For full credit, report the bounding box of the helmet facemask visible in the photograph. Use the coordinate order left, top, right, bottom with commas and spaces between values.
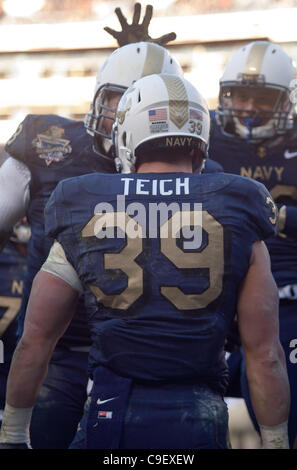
217, 81, 294, 142
216, 41, 296, 143
85, 83, 127, 160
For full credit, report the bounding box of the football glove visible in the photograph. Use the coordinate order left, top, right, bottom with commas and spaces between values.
104, 3, 176, 47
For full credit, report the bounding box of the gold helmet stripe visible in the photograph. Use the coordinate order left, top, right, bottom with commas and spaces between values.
160, 75, 188, 129
141, 43, 165, 77
244, 41, 270, 75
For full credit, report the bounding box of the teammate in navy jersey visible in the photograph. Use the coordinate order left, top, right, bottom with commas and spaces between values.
0, 4, 221, 449
0, 225, 28, 424
0, 74, 289, 449
0, 9, 185, 446
209, 40, 297, 448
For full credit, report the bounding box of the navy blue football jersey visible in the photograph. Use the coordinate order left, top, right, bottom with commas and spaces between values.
45, 172, 275, 392
5, 114, 114, 347
203, 158, 223, 173
0, 242, 27, 388
209, 113, 297, 287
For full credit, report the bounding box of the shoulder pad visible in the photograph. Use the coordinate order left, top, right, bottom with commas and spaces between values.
5, 114, 34, 163
203, 159, 223, 173
44, 180, 69, 239
5, 114, 79, 167
234, 177, 277, 240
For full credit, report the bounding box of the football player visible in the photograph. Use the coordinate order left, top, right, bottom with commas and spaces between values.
209, 40, 297, 448
0, 220, 29, 426
0, 74, 289, 449
0, 3, 184, 446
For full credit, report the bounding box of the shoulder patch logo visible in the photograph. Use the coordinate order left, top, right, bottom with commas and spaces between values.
32, 126, 72, 166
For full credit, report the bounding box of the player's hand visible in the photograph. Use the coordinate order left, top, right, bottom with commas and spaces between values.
0, 442, 30, 449
104, 3, 176, 47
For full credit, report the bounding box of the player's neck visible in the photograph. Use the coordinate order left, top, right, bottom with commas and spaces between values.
137, 160, 193, 173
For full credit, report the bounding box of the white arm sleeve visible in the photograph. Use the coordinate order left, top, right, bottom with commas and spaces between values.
41, 240, 83, 294
0, 157, 31, 230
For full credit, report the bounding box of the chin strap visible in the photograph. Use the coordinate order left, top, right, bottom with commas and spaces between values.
242, 117, 263, 142
114, 157, 122, 173
233, 113, 277, 143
